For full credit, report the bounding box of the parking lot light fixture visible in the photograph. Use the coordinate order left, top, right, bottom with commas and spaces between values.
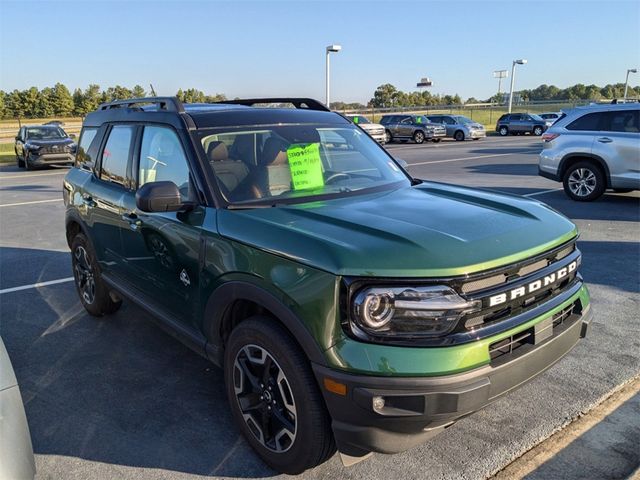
624, 68, 638, 101
508, 59, 527, 113
325, 44, 342, 108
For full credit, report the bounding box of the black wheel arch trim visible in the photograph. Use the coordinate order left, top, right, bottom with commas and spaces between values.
559, 153, 611, 188
65, 210, 90, 248
203, 281, 328, 367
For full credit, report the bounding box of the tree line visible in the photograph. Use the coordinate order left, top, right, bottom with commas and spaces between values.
359, 82, 640, 109
0, 84, 227, 119
1, 81, 638, 119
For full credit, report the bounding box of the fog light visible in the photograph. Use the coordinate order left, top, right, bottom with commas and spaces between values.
372, 396, 385, 411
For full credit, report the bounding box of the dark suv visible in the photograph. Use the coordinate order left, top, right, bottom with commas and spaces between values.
379, 114, 446, 144
64, 97, 591, 474
496, 113, 547, 136
15, 125, 76, 169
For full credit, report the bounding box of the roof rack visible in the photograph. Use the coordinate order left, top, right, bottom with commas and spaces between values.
98, 96, 185, 113
215, 98, 329, 112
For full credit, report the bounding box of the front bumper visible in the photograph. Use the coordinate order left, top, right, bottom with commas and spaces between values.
314, 302, 592, 457
425, 130, 446, 139
27, 152, 74, 165
469, 129, 486, 138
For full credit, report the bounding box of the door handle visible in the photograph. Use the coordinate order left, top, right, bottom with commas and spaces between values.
81, 194, 96, 207
122, 212, 142, 229
597, 137, 613, 143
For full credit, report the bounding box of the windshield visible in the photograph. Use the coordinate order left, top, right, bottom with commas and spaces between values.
26, 127, 66, 140
455, 116, 474, 124
349, 115, 371, 124
196, 124, 409, 206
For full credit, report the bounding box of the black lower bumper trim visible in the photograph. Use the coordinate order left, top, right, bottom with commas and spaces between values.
314, 304, 592, 456
538, 168, 560, 182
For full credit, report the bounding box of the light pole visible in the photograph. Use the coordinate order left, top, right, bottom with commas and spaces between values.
493, 70, 508, 101
325, 44, 342, 108
624, 68, 637, 101
508, 59, 527, 113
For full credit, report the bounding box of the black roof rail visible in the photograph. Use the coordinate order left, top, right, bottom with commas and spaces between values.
98, 96, 185, 113
215, 98, 330, 112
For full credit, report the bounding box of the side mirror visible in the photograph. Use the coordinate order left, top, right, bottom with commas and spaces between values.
68, 133, 76, 139
136, 181, 184, 213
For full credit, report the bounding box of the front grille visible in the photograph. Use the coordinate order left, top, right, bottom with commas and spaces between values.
38, 145, 70, 154
489, 302, 580, 365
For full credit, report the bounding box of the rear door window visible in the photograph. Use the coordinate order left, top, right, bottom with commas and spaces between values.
100, 125, 135, 186
566, 112, 605, 131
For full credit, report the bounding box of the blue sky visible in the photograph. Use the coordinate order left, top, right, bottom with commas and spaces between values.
1, 0, 639, 103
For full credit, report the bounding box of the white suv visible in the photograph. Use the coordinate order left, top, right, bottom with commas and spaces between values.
538, 103, 639, 201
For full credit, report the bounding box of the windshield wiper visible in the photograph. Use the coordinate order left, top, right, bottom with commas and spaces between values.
227, 202, 285, 210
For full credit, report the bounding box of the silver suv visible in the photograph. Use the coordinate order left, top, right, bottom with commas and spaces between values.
426, 114, 486, 141
379, 115, 446, 144
538, 103, 639, 201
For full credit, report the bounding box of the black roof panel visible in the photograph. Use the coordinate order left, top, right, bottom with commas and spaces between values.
188, 108, 350, 129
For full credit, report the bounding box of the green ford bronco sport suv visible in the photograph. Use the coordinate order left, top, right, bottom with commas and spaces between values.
63, 97, 592, 474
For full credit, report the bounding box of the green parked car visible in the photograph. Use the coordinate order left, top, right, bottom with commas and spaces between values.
63, 96, 592, 474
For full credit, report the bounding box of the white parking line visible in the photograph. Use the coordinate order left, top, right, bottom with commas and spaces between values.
406, 151, 539, 167
524, 188, 562, 197
0, 198, 63, 208
0, 171, 68, 180
0, 277, 74, 295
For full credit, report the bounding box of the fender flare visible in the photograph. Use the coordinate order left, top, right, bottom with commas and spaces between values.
558, 153, 611, 187
65, 210, 90, 247
202, 281, 328, 367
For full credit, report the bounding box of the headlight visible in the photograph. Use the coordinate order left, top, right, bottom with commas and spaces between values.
351, 285, 481, 339
25, 143, 40, 150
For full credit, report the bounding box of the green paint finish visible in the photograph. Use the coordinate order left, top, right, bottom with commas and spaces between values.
325, 285, 590, 376
219, 181, 578, 277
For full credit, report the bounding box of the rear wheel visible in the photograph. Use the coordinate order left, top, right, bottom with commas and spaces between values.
498, 126, 509, 136
413, 130, 425, 144
562, 161, 606, 201
533, 126, 543, 136
71, 233, 122, 316
225, 318, 335, 474
384, 130, 393, 143
454, 130, 465, 141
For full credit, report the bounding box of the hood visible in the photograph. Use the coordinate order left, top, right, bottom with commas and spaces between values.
218, 182, 577, 277
358, 123, 384, 131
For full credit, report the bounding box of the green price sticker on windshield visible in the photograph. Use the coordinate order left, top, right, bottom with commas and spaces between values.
287, 143, 324, 190
415, 116, 422, 123
353, 116, 359, 124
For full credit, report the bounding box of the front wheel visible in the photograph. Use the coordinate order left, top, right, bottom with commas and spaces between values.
71, 233, 122, 316
454, 130, 465, 141
562, 161, 606, 201
384, 130, 393, 143
225, 318, 335, 474
16, 155, 24, 168
24, 155, 33, 171
533, 126, 543, 136
413, 130, 425, 144
498, 126, 509, 136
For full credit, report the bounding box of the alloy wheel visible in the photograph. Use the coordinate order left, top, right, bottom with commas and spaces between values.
73, 245, 96, 304
233, 344, 297, 453
568, 168, 597, 197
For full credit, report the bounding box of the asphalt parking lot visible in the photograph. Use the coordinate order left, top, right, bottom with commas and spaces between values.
0, 135, 638, 480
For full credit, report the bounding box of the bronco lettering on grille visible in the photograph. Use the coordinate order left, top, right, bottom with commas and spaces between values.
488, 260, 578, 307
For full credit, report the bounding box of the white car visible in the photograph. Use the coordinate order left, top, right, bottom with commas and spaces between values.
346, 115, 386, 144
539, 112, 564, 128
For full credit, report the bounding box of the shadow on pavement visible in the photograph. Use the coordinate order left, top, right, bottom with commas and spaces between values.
466, 163, 538, 176
523, 392, 640, 480
1, 248, 274, 478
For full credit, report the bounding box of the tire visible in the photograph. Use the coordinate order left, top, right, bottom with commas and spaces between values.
24, 154, 33, 171
432, 138, 441, 143
413, 130, 425, 144
454, 130, 465, 141
70, 233, 122, 316
562, 161, 606, 202
613, 188, 633, 193
224, 318, 336, 474
498, 126, 509, 136
384, 130, 393, 143
533, 126, 543, 136
16, 155, 24, 168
